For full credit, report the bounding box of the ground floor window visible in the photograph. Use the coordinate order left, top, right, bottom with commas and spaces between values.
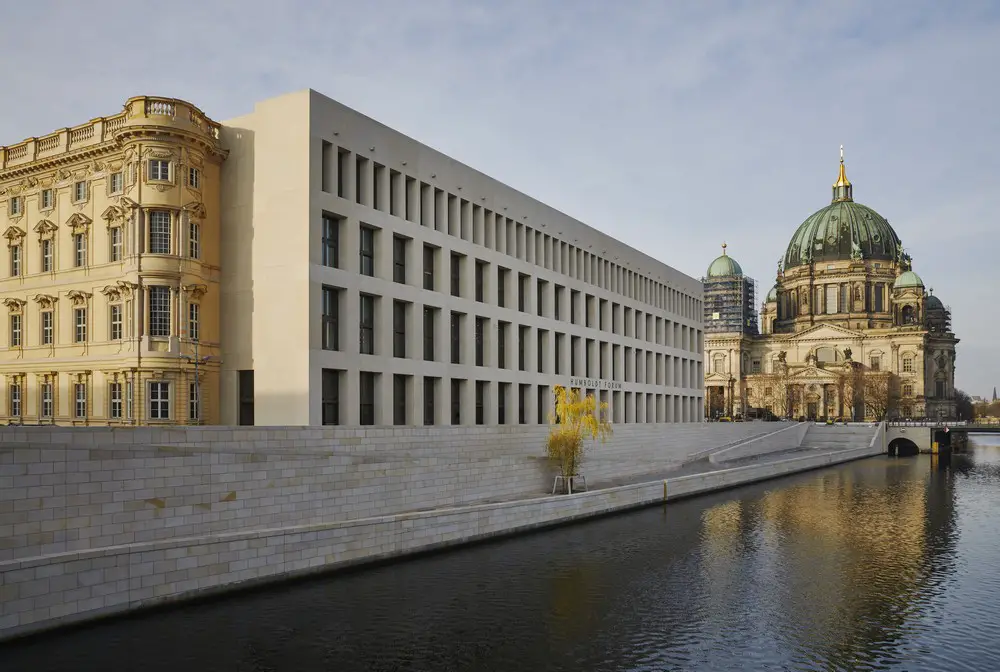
149, 381, 170, 420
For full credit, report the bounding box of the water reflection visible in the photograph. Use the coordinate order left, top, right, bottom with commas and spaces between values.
3, 438, 1000, 672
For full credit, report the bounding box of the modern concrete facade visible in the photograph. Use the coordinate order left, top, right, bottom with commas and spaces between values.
0, 97, 227, 426
219, 89, 704, 426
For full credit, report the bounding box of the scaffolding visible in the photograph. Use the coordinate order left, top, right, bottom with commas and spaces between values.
702, 273, 759, 335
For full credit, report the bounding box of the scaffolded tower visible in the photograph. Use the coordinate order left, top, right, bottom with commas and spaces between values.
702, 243, 758, 335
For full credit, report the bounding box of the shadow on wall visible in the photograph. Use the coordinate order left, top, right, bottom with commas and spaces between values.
218, 125, 255, 425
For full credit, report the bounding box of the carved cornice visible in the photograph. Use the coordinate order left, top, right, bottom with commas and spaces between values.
3, 297, 25, 312
66, 289, 92, 306
33, 219, 57, 239
181, 283, 208, 300
66, 212, 92, 233
33, 294, 58, 309
115, 280, 138, 298
3, 225, 25, 246
102, 205, 125, 225
100, 285, 123, 301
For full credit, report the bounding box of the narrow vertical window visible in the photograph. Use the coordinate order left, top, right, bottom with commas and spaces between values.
73, 181, 87, 202
110, 227, 123, 261
423, 307, 435, 361
74, 383, 87, 418
10, 244, 21, 277
149, 211, 171, 254
74, 308, 87, 343
393, 236, 406, 283
359, 372, 375, 425
393, 300, 406, 358
188, 381, 200, 422
423, 245, 435, 290
9, 383, 21, 417
322, 368, 340, 425
110, 382, 123, 419
322, 215, 340, 268
74, 233, 87, 267
41, 311, 53, 345
148, 286, 171, 337
40, 383, 53, 418
187, 303, 200, 341
10, 314, 21, 347
188, 222, 200, 259
110, 304, 123, 340
41, 239, 53, 272
359, 227, 374, 276
321, 286, 339, 350
359, 294, 374, 355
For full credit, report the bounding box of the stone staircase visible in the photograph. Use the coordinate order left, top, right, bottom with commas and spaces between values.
800, 424, 879, 451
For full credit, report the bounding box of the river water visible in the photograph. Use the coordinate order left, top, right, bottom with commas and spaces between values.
3, 436, 1000, 672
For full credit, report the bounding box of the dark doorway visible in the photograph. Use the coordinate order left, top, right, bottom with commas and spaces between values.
238, 370, 254, 426
807, 402, 818, 420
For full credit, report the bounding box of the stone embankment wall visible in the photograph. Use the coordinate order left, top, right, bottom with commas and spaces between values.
0, 421, 794, 638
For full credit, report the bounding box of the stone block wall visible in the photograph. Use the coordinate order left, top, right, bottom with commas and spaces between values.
0, 423, 784, 563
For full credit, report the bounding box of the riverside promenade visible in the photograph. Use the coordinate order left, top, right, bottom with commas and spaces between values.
0, 422, 884, 640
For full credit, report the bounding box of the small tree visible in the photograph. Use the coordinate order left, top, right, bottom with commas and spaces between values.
546, 386, 611, 493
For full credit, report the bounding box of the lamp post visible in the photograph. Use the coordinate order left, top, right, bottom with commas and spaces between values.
180, 337, 214, 425
727, 375, 735, 418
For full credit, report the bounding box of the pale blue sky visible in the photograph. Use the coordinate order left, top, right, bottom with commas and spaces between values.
2, 0, 997, 395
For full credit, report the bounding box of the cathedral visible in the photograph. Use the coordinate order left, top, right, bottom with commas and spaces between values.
703, 150, 959, 422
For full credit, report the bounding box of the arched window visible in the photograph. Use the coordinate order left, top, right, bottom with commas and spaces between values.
901, 305, 915, 324
902, 355, 914, 373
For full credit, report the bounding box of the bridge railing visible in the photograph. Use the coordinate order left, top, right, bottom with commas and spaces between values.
887, 419, 1000, 428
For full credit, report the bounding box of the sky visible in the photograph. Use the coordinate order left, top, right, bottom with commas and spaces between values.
1, 0, 998, 395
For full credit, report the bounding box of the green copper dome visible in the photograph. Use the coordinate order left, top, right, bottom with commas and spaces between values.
894, 270, 924, 289
707, 243, 743, 278
926, 293, 944, 310
766, 285, 778, 302
782, 152, 903, 271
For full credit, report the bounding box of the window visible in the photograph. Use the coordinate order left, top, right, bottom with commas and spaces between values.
475, 317, 485, 366
126, 380, 134, 420
148, 286, 171, 337
41, 189, 53, 209
518, 274, 527, 312
359, 293, 375, 355
422, 245, 435, 290
149, 381, 170, 420
393, 236, 406, 283
518, 326, 527, 371
359, 226, 375, 276
475, 261, 485, 302
393, 300, 406, 358
41, 311, 53, 345
751, 359, 761, 374
10, 314, 21, 347
519, 384, 528, 424
110, 172, 123, 193
322, 215, 340, 268
475, 381, 486, 425
9, 383, 21, 417
423, 377, 436, 425
869, 357, 880, 371
149, 159, 170, 181
187, 167, 201, 189
75, 383, 87, 418
110, 382, 123, 419
359, 372, 375, 425
322, 369, 340, 425
74, 233, 86, 267
423, 307, 435, 361
110, 304, 123, 340
902, 357, 914, 373
74, 308, 87, 343
935, 380, 945, 398
498, 383, 508, 425
497, 322, 507, 368
10, 244, 20, 277
8, 197, 21, 216
450, 312, 461, 364
187, 303, 200, 341
450, 253, 461, 297
393, 374, 407, 425
41, 383, 53, 418
189, 382, 200, 422
451, 379, 462, 424
73, 181, 87, 202
41, 239, 53, 272
497, 268, 507, 307
110, 227, 123, 261
188, 222, 200, 259
902, 384, 913, 397
149, 211, 171, 254
321, 286, 339, 350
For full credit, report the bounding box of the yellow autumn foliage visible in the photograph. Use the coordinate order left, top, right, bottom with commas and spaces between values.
545, 385, 612, 482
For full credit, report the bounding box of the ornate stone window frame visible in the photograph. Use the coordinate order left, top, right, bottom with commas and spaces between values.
145, 148, 176, 191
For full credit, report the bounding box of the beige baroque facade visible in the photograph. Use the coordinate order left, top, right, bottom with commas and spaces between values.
703, 152, 959, 421
0, 97, 227, 425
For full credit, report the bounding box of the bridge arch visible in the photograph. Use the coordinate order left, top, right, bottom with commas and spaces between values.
888, 437, 920, 457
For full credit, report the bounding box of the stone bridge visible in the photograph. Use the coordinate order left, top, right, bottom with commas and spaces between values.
887, 420, 1000, 455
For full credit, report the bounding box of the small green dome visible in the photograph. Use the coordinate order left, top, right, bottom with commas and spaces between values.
766, 285, 778, 302
707, 243, 743, 278
926, 294, 944, 310
894, 270, 924, 289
